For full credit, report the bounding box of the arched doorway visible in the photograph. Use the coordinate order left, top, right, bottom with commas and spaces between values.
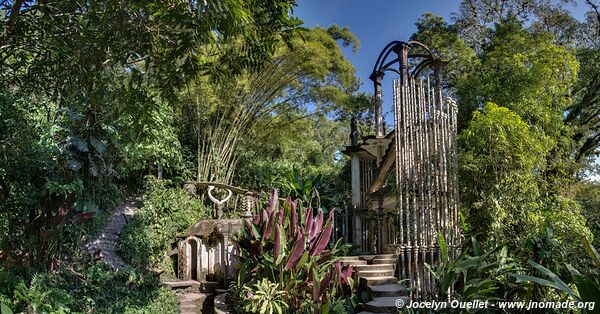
189, 238, 198, 280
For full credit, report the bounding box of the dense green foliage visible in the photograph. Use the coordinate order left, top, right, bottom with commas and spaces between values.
513, 238, 600, 305
572, 182, 600, 246
0, 260, 179, 313
413, 0, 600, 305
460, 103, 590, 256
175, 25, 367, 185
117, 178, 210, 274
1, 0, 600, 312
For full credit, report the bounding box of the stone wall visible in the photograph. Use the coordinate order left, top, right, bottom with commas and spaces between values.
175, 219, 244, 286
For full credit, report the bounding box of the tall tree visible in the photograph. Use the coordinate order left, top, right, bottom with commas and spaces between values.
176, 26, 365, 184
0, 0, 301, 269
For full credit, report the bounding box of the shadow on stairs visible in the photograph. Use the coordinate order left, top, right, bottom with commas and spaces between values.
340, 254, 409, 313
161, 280, 223, 314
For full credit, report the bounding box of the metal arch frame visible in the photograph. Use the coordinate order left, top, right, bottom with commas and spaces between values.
369, 41, 444, 137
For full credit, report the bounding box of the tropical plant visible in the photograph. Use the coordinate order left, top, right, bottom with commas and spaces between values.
232, 190, 356, 313
573, 182, 600, 246
280, 171, 344, 211
512, 238, 600, 304
8, 261, 180, 314
243, 278, 289, 314
459, 102, 591, 266
3, 191, 96, 270
14, 273, 73, 314
178, 25, 364, 185
426, 234, 524, 305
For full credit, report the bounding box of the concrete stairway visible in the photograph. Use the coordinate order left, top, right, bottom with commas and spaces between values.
340, 254, 409, 313
83, 198, 140, 270
161, 280, 221, 313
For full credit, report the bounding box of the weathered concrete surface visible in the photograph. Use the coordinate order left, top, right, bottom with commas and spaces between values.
179, 219, 244, 238
83, 197, 140, 270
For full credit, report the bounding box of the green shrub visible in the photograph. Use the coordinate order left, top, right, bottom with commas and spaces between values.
426, 234, 527, 304
1, 259, 179, 314
573, 182, 600, 246
0, 266, 26, 313
513, 238, 600, 305
14, 273, 73, 313
117, 177, 209, 273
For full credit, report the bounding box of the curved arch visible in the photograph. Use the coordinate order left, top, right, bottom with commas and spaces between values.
372, 40, 403, 74
381, 57, 399, 72
184, 236, 202, 280
383, 68, 402, 75
406, 40, 435, 57
370, 40, 441, 81
411, 58, 436, 78
369, 40, 445, 138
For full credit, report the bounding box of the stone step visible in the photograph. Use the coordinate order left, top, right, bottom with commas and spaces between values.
372, 258, 396, 265
354, 264, 395, 272
178, 292, 206, 313
369, 283, 408, 297
180, 304, 198, 311
340, 259, 368, 265
358, 270, 395, 278
201, 280, 222, 293
372, 254, 397, 260
360, 276, 398, 286
364, 296, 409, 313
179, 292, 205, 300
162, 280, 201, 290
357, 255, 377, 261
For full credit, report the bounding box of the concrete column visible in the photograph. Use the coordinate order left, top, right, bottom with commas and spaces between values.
377, 195, 384, 254
372, 72, 385, 137
221, 235, 228, 285
351, 155, 362, 247
199, 239, 206, 281
185, 240, 191, 280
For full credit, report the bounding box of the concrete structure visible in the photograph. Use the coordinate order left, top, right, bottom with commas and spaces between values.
174, 219, 243, 285
343, 41, 460, 299
171, 182, 259, 288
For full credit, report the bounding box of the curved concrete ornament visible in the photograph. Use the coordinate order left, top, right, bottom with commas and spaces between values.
207, 185, 233, 206
208, 185, 233, 219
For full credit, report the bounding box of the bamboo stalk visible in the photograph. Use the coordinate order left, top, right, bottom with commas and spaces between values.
419, 79, 430, 296
408, 78, 419, 296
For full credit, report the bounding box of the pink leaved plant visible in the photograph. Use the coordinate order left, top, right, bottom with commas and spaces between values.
232, 189, 355, 310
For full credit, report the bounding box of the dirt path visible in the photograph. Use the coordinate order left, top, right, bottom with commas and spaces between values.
83, 197, 141, 270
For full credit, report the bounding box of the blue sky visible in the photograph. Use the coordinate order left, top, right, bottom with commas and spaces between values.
295, 0, 597, 181
295, 0, 590, 95
295, 0, 459, 96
